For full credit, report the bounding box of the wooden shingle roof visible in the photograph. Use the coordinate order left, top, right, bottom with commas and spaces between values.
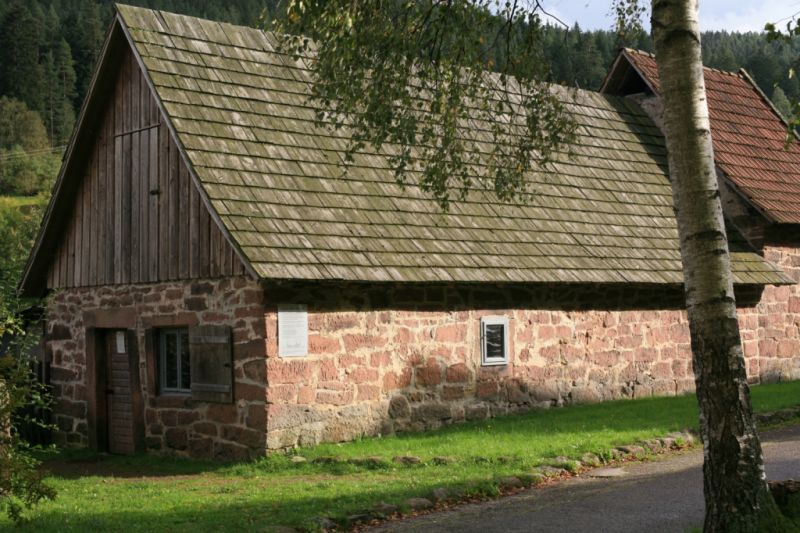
609, 48, 800, 225
104, 6, 790, 286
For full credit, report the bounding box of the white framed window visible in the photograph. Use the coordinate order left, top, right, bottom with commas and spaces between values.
480, 316, 509, 366
159, 328, 190, 393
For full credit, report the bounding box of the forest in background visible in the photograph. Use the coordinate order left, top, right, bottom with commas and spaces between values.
1, 0, 799, 198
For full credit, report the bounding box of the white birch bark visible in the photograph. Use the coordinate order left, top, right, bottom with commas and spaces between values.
651, 0, 787, 530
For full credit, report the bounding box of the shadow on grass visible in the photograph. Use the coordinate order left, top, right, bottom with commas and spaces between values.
37, 448, 225, 479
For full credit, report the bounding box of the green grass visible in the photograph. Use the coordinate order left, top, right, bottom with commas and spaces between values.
0, 195, 44, 209
4, 380, 800, 532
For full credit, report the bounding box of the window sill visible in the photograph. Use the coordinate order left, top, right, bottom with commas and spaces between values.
152, 394, 193, 409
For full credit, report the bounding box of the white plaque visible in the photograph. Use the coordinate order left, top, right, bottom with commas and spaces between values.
115, 331, 126, 354
278, 304, 308, 357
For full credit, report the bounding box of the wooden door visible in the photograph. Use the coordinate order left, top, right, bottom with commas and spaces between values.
105, 330, 135, 454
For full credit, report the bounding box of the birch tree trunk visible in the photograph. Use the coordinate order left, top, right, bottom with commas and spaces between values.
651, 1, 789, 530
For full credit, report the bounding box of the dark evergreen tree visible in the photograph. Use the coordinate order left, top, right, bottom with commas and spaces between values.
0, 2, 45, 115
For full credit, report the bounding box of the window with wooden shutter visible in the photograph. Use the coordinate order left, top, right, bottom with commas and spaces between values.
158, 328, 191, 393
188, 325, 233, 403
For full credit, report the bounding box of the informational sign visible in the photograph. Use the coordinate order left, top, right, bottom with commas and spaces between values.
115, 331, 127, 354
278, 304, 308, 357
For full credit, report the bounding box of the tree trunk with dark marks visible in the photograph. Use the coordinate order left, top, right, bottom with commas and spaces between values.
651, 0, 791, 531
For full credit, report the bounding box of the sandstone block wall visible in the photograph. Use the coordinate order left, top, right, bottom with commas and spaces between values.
741, 242, 800, 381
264, 273, 800, 449
45, 276, 267, 460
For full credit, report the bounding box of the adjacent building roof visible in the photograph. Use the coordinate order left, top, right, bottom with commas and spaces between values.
23, 5, 793, 291
602, 48, 800, 225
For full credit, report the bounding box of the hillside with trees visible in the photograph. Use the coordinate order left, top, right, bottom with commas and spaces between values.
0, 1, 798, 189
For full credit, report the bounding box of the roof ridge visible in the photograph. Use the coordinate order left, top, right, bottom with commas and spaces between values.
624, 47, 743, 78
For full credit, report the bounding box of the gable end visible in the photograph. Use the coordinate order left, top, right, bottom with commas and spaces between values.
21, 15, 253, 296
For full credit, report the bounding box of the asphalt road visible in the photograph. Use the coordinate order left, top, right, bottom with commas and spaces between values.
371, 424, 800, 533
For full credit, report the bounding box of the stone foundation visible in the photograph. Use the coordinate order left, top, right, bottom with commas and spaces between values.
45, 276, 266, 460
264, 274, 800, 449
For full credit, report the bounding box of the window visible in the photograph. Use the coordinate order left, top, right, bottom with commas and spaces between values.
480, 316, 509, 366
159, 328, 190, 393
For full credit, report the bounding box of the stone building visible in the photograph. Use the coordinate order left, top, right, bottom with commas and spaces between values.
19, 5, 800, 459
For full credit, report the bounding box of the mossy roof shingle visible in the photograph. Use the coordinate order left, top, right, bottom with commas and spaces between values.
115, 4, 791, 286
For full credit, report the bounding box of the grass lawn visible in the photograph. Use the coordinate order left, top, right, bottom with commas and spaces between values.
5, 380, 800, 532
0, 195, 44, 209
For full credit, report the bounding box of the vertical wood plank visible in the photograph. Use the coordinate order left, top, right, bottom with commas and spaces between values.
169, 129, 179, 279
121, 134, 132, 284
114, 137, 123, 284
149, 126, 159, 280
178, 158, 189, 278
210, 221, 220, 277
67, 205, 75, 288
130, 131, 140, 283
114, 57, 123, 137
90, 136, 99, 285
139, 129, 148, 281
73, 184, 82, 287
97, 115, 107, 286
106, 113, 115, 285
189, 176, 200, 278
150, 89, 159, 126
198, 195, 210, 278
130, 55, 139, 133
82, 153, 92, 286
224, 240, 234, 276
158, 122, 170, 279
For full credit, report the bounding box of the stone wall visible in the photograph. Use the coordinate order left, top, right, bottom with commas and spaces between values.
263, 277, 799, 449
45, 276, 266, 460
741, 238, 800, 381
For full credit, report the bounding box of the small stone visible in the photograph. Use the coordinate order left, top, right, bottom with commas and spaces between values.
350, 456, 387, 468
432, 487, 450, 501
389, 395, 411, 419
666, 432, 691, 446
372, 502, 400, 515
347, 513, 372, 524
405, 497, 434, 511
581, 453, 601, 467
659, 437, 676, 449
394, 455, 422, 465
290, 456, 307, 464
615, 445, 646, 457
431, 456, 454, 465
532, 465, 567, 478
588, 467, 627, 478
551, 457, 581, 472
312, 455, 343, 465
643, 439, 663, 453
311, 517, 336, 530
498, 476, 523, 489
521, 473, 547, 486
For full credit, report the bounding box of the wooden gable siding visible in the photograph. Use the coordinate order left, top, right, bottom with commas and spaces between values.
46, 45, 246, 290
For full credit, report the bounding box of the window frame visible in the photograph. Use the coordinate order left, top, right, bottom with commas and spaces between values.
480, 316, 509, 366
158, 327, 191, 395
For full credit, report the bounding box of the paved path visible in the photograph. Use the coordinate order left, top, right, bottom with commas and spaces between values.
372, 424, 800, 533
